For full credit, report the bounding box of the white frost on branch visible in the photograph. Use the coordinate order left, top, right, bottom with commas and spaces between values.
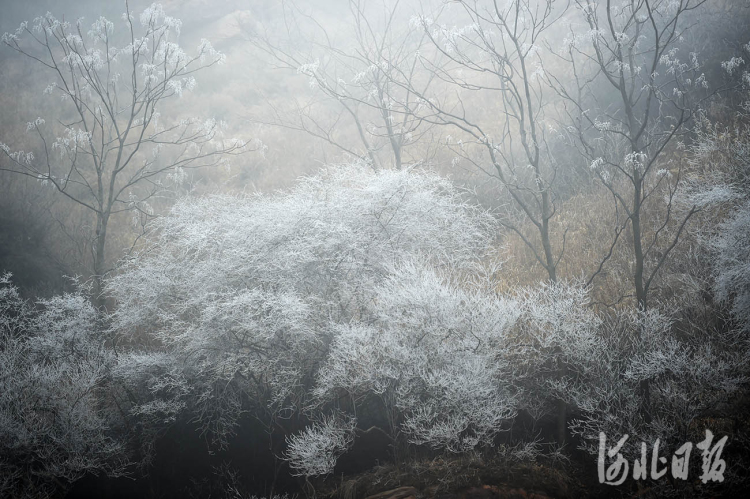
284, 414, 356, 477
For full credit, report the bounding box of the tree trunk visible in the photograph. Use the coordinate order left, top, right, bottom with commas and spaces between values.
540, 198, 557, 283
542, 191, 564, 442
93, 212, 109, 311
556, 399, 567, 446
630, 171, 652, 422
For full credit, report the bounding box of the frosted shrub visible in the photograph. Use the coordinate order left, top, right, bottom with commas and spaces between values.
569, 307, 746, 460
498, 281, 745, 463
284, 414, 357, 477
681, 61, 750, 334
693, 108, 750, 335
106, 164, 498, 447
712, 201, 750, 334
0, 275, 126, 498
315, 261, 519, 454
506, 282, 605, 421
103, 160, 749, 479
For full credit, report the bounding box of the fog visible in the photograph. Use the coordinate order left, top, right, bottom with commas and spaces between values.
1, 1, 749, 498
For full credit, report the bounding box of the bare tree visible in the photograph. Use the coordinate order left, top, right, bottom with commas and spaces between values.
405, 0, 570, 443
549, 0, 708, 312
546, 0, 714, 426
408, 0, 569, 283
1, 3, 251, 308
245, 0, 440, 171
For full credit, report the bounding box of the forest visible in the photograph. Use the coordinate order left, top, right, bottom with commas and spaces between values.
0, 1, 749, 498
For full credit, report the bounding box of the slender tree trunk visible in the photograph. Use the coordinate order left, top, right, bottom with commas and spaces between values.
390, 140, 402, 170
632, 176, 646, 311
556, 399, 567, 446
631, 170, 652, 422
541, 190, 565, 443
540, 192, 557, 283
93, 211, 109, 311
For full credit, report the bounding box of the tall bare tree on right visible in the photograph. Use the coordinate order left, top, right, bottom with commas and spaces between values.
548, 0, 714, 425
550, 0, 708, 313
405, 0, 573, 445
408, 0, 568, 284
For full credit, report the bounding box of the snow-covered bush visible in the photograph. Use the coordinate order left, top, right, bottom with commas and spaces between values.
712, 201, 750, 334
0, 274, 127, 499
105, 161, 749, 479
492, 280, 746, 463
694, 111, 750, 335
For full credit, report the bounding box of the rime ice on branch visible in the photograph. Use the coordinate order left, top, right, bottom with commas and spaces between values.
1, 3, 255, 307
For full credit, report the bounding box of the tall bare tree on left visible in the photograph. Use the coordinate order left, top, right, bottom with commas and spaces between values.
1, 2, 251, 308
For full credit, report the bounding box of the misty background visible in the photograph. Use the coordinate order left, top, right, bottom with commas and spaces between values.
2, 1, 750, 498
0, 0, 745, 298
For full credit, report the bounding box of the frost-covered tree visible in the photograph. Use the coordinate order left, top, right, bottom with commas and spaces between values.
551, 0, 710, 311
0, 274, 127, 499
0, 3, 252, 307
408, 0, 568, 284
686, 44, 750, 334
542, 0, 722, 433
106, 163, 498, 454
246, 0, 440, 170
